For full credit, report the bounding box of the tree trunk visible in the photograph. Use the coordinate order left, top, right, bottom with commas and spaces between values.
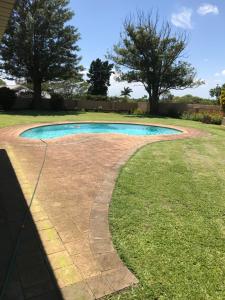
149, 95, 159, 115
32, 79, 42, 110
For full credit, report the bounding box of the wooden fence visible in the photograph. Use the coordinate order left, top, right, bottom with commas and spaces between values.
12, 98, 220, 115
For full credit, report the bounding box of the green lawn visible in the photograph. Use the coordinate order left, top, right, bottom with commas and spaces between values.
0, 110, 213, 129
1, 111, 225, 299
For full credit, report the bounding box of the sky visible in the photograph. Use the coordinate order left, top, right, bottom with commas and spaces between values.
69, 0, 225, 99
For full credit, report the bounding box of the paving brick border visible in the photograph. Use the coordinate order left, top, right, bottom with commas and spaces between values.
0, 122, 206, 300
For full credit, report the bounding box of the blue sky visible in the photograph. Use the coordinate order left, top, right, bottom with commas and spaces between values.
69, 0, 225, 98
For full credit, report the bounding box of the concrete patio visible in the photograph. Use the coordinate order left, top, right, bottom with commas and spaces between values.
0, 122, 203, 299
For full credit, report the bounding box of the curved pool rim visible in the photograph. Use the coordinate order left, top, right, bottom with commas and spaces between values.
19, 121, 184, 141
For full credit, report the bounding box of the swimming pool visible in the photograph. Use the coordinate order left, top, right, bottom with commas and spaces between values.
20, 123, 181, 139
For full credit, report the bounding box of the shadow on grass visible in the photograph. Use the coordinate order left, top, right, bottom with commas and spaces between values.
0, 150, 63, 299
0, 110, 172, 119
0, 110, 86, 117
124, 113, 171, 119
0, 110, 138, 118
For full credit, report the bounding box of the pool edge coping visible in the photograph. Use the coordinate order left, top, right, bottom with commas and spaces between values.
0, 121, 197, 145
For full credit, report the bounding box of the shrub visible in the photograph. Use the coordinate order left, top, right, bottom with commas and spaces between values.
50, 93, 64, 110
0, 87, 17, 110
133, 108, 145, 115
220, 88, 225, 112
167, 107, 181, 118
71, 94, 148, 103
182, 111, 223, 125
161, 94, 217, 105
85, 94, 108, 101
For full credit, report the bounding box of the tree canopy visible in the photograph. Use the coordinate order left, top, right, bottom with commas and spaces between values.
108, 12, 202, 114
0, 0, 83, 109
220, 88, 225, 110
210, 84, 225, 104
87, 58, 114, 96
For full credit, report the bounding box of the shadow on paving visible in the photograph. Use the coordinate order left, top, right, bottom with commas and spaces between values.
0, 149, 64, 300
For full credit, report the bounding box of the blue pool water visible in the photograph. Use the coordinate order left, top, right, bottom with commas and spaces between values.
20, 123, 181, 139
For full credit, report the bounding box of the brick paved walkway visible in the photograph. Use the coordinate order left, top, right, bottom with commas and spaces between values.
0, 122, 204, 299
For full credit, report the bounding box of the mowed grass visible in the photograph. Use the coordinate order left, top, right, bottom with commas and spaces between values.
108, 124, 225, 299
0, 110, 211, 129
1, 111, 225, 299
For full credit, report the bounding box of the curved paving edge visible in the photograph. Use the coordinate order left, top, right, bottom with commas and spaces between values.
0, 122, 206, 300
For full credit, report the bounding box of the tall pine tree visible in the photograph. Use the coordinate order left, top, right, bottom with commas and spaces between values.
0, 0, 82, 109
87, 59, 114, 96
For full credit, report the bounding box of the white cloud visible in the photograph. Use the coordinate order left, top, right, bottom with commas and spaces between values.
197, 4, 219, 15
171, 8, 193, 29
214, 70, 225, 77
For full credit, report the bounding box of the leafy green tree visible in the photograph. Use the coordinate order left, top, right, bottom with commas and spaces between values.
121, 87, 133, 98
170, 94, 214, 105
0, 87, 16, 110
108, 12, 202, 114
0, 0, 82, 109
210, 84, 225, 104
87, 58, 114, 96
220, 88, 225, 111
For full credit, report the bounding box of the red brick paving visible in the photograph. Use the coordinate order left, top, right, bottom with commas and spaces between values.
0, 121, 205, 299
